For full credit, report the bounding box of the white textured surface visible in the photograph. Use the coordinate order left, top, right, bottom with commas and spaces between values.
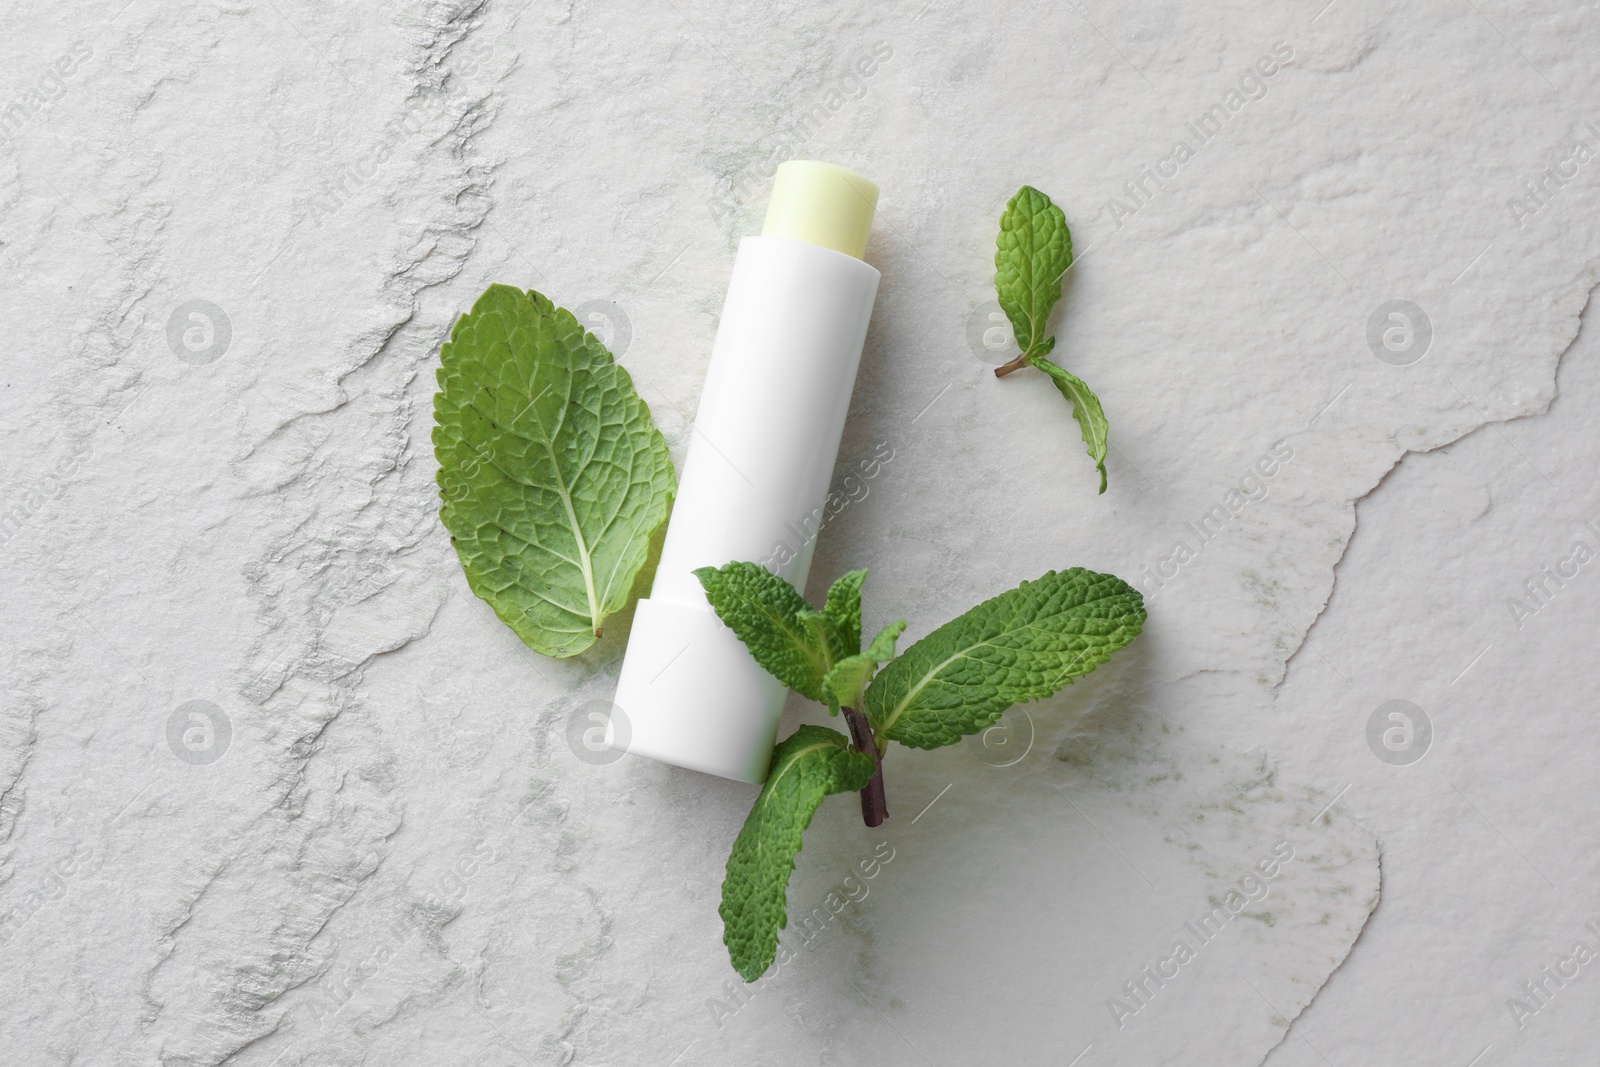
1, 2, 1596, 1064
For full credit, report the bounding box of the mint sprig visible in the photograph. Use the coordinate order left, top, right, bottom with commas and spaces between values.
992, 186, 1110, 494
699, 562, 1145, 981
433, 285, 675, 657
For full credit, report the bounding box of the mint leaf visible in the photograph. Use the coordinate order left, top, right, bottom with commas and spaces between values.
794, 607, 830, 657
433, 284, 674, 658
696, 563, 875, 706
822, 620, 907, 712
720, 725, 876, 981
864, 569, 1144, 750
695, 562, 829, 702
995, 185, 1073, 357
1029, 356, 1109, 495
821, 568, 867, 660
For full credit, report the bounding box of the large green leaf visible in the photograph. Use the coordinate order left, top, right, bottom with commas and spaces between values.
433, 284, 674, 657
720, 725, 876, 981
864, 569, 1144, 749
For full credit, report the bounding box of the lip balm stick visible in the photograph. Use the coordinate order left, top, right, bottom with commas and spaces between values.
612, 160, 881, 783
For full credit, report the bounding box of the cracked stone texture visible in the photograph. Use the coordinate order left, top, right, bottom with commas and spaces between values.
0, 1, 1595, 1064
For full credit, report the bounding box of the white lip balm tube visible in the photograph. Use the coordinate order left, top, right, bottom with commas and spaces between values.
612, 160, 881, 784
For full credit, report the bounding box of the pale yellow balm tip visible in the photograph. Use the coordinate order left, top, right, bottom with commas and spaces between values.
761, 160, 878, 260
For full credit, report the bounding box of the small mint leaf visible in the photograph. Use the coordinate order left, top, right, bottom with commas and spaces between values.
864, 569, 1144, 749
694, 562, 828, 702
1029, 356, 1109, 494
821, 568, 868, 660
795, 607, 831, 655
994, 186, 1073, 358
794, 609, 836, 711
433, 284, 675, 657
821, 619, 907, 711
720, 725, 876, 981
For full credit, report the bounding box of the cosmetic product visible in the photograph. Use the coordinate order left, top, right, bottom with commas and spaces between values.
611, 160, 881, 783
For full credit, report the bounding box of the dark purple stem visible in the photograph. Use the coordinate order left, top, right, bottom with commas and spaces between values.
842, 706, 887, 827
993, 352, 1031, 377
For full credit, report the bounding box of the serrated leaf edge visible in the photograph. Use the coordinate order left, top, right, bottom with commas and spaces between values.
1029, 355, 1109, 494
870, 577, 1142, 741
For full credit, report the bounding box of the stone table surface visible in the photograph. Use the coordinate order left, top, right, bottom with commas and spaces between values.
2, 2, 1598, 1065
